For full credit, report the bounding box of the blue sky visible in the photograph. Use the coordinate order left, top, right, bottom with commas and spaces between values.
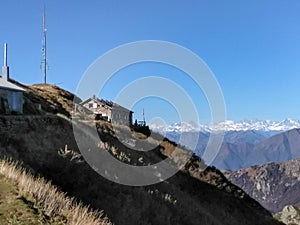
1, 0, 300, 124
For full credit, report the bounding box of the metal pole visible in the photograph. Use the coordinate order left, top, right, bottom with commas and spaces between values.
43, 8, 47, 84
4, 43, 7, 67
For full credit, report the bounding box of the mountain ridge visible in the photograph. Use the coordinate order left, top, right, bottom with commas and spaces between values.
150, 119, 300, 133
153, 120, 300, 170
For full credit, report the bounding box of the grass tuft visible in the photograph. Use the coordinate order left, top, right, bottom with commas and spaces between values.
0, 158, 112, 225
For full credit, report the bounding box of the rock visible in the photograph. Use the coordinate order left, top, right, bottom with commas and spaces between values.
274, 205, 300, 225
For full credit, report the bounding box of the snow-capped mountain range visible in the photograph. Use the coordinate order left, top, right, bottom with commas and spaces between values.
150, 119, 300, 133
150, 119, 300, 171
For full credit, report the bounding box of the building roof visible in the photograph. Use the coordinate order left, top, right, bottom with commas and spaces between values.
80, 97, 112, 107
80, 96, 133, 113
0, 77, 24, 91
112, 103, 134, 113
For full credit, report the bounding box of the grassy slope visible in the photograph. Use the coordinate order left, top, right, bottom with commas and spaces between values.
0, 83, 284, 225
0, 160, 111, 225
0, 174, 53, 225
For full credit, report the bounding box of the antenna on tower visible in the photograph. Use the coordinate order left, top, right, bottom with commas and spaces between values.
42, 6, 48, 84
142, 108, 146, 126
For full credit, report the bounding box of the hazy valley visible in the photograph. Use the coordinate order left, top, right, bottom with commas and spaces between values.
151, 122, 300, 170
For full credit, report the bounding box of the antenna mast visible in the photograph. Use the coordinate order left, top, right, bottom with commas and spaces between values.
42, 7, 48, 84
143, 108, 145, 126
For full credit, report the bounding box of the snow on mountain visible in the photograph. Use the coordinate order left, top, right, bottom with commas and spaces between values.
150, 119, 300, 171
150, 119, 300, 133
149, 121, 210, 133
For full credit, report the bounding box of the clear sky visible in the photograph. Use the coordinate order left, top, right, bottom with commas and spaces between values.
1, 0, 300, 124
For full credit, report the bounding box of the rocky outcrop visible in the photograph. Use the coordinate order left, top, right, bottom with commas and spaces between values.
227, 158, 300, 213
274, 205, 300, 225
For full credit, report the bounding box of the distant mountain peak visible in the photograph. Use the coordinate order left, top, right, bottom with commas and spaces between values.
150, 119, 300, 133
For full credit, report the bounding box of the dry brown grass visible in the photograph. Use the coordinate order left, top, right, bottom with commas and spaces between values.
0, 159, 112, 225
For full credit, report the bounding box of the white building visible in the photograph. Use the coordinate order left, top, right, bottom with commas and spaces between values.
80, 95, 133, 126
0, 43, 24, 114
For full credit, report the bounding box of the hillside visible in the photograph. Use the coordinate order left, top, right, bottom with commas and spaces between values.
0, 159, 110, 225
0, 83, 284, 225
0, 174, 46, 225
247, 129, 300, 166
227, 157, 300, 213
